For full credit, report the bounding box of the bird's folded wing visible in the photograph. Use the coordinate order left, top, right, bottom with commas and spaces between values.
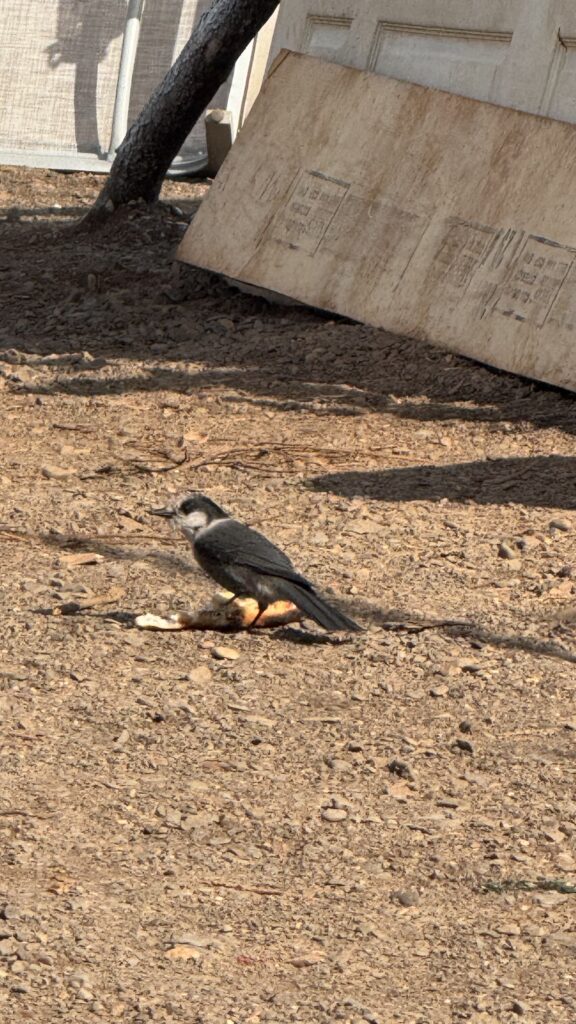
195, 520, 312, 588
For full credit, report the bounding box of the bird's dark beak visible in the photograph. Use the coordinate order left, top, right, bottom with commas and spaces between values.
148, 506, 174, 518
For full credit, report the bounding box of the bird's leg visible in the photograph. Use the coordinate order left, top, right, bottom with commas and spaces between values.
248, 601, 269, 630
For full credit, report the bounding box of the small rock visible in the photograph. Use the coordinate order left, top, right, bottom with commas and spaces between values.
164, 944, 201, 961
498, 541, 517, 560
543, 828, 564, 843
412, 941, 431, 958
113, 729, 130, 750
170, 933, 213, 949
321, 807, 348, 822
454, 738, 474, 754
211, 646, 240, 661
289, 951, 325, 967
388, 759, 414, 781
188, 666, 213, 685
459, 720, 473, 734
516, 534, 541, 551
550, 518, 571, 532
511, 1001, 527, 1016
392, 889, 420, 907
0, 937, 19, 956
430, 684, 448, 697
497, 923, 521, 936
41, 465, 77, 480
324, 756, 350, 771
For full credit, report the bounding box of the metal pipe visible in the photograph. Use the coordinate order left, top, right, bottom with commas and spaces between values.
107, 0, 145, 159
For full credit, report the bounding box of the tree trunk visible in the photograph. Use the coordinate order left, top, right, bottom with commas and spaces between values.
88, 0, 279, 217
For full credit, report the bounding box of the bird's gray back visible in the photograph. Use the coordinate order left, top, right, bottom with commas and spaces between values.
194, 518, 311, 589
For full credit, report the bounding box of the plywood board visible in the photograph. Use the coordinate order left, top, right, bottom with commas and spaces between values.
178, 51, 576, 392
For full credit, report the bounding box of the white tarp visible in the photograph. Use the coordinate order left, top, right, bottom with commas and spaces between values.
0, 0, 276, 173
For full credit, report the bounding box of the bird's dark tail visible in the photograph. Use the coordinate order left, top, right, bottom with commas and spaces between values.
278, 581, 363, 633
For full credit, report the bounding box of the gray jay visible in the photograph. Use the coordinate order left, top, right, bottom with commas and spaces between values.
149, 493, 362, 632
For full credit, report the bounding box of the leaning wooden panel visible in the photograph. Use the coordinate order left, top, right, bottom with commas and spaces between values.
178, 50, 576, 392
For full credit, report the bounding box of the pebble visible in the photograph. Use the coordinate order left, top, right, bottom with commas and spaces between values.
321, 807, 348, 822
324, 756, 350, 771
498, 541, 517, 559
0, 938, 19, 956
550, 518, 571, 532
211, 646, 240, 661
290, 951, 325, 967
392, 889, 420, 907
41, 464, 77, 480
430, 684, 448, 697
511, 1001, 527, 1016
170, 932, 213, 949
454, 738, 474, 754
164, 944, 201, 961
388, 759, 414, 781
188, 666, 213, 685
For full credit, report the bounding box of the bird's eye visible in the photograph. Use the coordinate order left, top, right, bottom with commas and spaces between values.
179, 498, 197, 516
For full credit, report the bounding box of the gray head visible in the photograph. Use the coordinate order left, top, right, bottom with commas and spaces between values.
148, 493, 230, 538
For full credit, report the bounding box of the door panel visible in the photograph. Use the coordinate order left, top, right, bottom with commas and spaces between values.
269, 0, 576, 123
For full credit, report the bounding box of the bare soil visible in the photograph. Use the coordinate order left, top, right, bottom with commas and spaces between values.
0, 166, 575, 1024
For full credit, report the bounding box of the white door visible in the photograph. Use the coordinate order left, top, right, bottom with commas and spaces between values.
269, 0, 576, 122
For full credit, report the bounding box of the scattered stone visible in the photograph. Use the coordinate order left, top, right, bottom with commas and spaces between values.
211, 646, 240, 661
170, 933, 214, 949
550, 518, 571, 532
454, 738, 474, 754
59, 552, 104, 567
516, 534, 541, 552
543, 828, 564, 843
391, 889, 420, 907
113, 729, 130, 750
0, 938, 19, 956
497, 923, 521, 936
511, 1001, 527, 1016
459, 720, 473, 734
324, 756, 351, 771
388, 759, 414, 781
165, 944, 202, 961
188, 666, 213, 685
412, 941, 431, 957
322, 807, 348, 822
430, 684, 448, 697
41, 465, 77, 480
498, 542, 517, 560
290, 951, 325, 967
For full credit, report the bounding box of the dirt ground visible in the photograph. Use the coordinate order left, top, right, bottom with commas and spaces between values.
0, 166, 575, 1024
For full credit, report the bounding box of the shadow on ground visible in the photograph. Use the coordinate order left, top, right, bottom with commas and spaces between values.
1, 211, 576, 437
309, 455, 576, 510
